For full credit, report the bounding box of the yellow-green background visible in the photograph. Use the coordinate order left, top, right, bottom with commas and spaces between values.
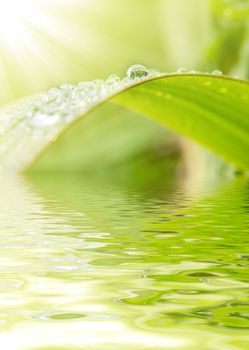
1, 0, 248, 106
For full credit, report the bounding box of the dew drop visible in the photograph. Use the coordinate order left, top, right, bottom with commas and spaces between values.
177, 67, 188, 73
148, 68, 161, 77
29, 112, 60, 128
78, 81, 88, 90
212, 70, 223, 76
60, 83, 75, 91
48, 88, 60, 98
106, 74, 120, 86
127, 64, 150, 80
93, 79, 105, 87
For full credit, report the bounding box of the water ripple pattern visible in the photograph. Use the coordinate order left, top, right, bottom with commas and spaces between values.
0, 174, 248, 349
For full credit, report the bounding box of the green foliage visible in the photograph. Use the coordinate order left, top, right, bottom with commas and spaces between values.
28, 74, 249, 172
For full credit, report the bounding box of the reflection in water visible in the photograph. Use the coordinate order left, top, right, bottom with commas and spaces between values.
0, 171, 248, 350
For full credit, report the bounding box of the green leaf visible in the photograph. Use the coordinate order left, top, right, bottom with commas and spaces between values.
113, 74, 249, 171
0, 73, 248, 172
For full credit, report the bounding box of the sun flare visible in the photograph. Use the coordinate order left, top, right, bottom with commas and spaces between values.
0, 0, 96, 104
0, 0, 37, 44
0, 0, 157, 106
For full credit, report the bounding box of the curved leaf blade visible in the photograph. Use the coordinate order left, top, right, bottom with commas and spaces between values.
0, 73, 248, 172
114, 74, 249, 170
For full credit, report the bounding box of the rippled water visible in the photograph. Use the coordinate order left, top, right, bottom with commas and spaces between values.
0, 171, 249, 350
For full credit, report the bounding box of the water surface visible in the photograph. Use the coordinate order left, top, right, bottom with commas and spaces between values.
0, 172, 248, 350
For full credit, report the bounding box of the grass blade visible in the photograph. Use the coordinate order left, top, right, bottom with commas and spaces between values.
0, 70, 248, 172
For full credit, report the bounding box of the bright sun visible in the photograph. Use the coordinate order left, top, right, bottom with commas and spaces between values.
0, 0, 96, 104
0, 0, 37, 44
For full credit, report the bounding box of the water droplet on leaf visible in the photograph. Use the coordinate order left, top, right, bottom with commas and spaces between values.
106, 74, 120, 85
30, 112, 60, 128
127, 64, 150, 80
177, 67, 188, 73
212, 70, 223, 76
148, 68, 161, 77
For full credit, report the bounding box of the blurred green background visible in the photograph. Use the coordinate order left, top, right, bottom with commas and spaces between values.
1, 0, 248, 106
0, 0, 248, 176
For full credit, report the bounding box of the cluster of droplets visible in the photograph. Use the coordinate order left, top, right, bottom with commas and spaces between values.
26, 64, 161, 130
176, 67, 223, 76
15, 64, 226, 130
0, 64, 227, 171
0, 64, 227, 136
0, 64, 161, 170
